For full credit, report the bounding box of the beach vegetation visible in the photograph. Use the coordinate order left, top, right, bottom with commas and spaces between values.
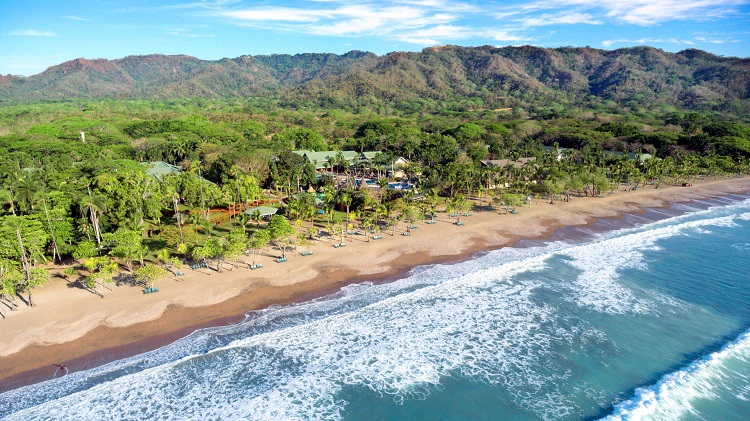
1, 47, 750, 312
248, 229, 271, 268
82, 256, 117, 298
267, 215, 297, 259
133, 263, 169, 290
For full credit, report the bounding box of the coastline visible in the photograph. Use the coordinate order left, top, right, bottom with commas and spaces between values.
1, 177, 748, 392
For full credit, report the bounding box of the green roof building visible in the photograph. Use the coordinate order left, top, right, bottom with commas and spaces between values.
293, 150, 360, 170
142, 161, 181, 181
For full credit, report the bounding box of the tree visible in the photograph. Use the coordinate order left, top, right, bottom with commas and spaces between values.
223, 228, 247, 270
0, 267, 20, 317
267, 215, 297, 259
248, 229, 270, 268
0, 188, 17, 216
542, 178, 564, 204
80, 190, 105, 245
289, 192, 317, 228
73, 240, 99, 259
399, 203, 422, 233
501, 193, 525, 212
104, 228, 143, 273
426, 189, 439, 222
191, 244, 213, 268
162, 175, 184, 242
195, 238, 225, 271
449, 196, 472, 224
83, 256, 117, 298
133, 263, 169, 290
15, 173, 39, 214
361, 215, 375, 242
36, 190, 73, 264
339, 192, 353, 235
3, 216, 31, 290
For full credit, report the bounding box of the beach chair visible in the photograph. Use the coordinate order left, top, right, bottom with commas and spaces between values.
276, 257, 287, 263
455, 221, 465, 226
403, 231, 411, 236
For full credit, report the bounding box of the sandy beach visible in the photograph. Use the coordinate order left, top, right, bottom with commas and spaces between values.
1, 177, 748, 392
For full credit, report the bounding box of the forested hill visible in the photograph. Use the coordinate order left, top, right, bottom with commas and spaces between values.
1, 45, 748, 113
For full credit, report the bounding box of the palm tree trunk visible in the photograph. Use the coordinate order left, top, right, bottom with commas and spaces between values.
42, 198, 61, 263
13, 228, 31, 291
172, 196, 183, 241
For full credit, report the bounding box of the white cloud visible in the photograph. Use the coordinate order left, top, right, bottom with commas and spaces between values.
11, 30, 57, 37
520, 12, 602, 26
205, 0, 747, 51
528, 0, 746, 25
214, 0, 476, 43
397, 24, 471, 44
695, 35, 741, 43
601, 37, 694, 47
220, 8, 327, 22
488, 30, 532, 43
167, 29, 217, 38
64, 15, 89, 21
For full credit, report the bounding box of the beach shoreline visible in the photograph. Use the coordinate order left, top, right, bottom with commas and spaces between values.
1, 177, 748, 393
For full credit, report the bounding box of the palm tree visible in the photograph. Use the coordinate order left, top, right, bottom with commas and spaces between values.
15, 174, 39, 214
249, 209, 262, 228
163, 180, 184, 241
4, 216, 31, 305
377, 177, 389, 204
339, 192, 352, 236
80, 190, 105, 245
0, 188, 16, 216
362, 215, 375, 241
38, 188, 61, 263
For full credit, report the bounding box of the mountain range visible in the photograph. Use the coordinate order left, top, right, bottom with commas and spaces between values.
1, 45, 748, 113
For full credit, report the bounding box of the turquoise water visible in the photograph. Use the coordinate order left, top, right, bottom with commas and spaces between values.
1, 193, 749, 420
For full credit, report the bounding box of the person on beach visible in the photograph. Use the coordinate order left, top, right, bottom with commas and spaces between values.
52, 364, 68, 378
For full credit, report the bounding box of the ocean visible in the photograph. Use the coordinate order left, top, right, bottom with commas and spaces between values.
1, 192, 749, 420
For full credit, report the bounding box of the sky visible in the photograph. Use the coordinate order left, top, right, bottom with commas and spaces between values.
1, 0, 749, 76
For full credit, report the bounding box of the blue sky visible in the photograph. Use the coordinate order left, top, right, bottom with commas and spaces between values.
1, 0, 749, 76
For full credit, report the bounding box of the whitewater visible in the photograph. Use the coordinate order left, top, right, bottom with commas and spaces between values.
1, 193, 749, 420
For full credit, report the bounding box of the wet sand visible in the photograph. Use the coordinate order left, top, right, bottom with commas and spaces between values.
1, 178, 748, 392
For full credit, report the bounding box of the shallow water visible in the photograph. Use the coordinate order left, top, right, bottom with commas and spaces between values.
2, 193, 749, 420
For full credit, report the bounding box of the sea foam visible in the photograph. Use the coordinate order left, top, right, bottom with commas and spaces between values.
2, 197, 749, 420
603, 329, 750, 421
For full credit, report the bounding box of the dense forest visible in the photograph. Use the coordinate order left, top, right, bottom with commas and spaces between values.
2, 45, 749, 115
0, 45, 749, 318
